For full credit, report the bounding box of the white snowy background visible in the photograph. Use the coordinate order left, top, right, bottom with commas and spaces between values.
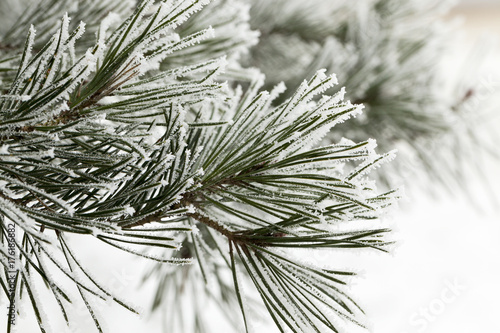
2, 1, 499, 332
350, 2, 500, 332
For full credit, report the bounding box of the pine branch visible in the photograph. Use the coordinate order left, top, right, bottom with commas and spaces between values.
0, 1, 401, 332
247, 0, 497, 194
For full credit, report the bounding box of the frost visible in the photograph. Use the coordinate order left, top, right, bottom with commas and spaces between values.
348, 150, 398, 181
123, 205, 136, 216
97, 12, 121, 47
46, 147, 55, 158
164, 154, 175, 162
195, 168, 204, 177
190, 223, 199, 234
333, 86, 346, 103
338, 137, 355, 146
18, 25, 37, 72
0, 95, 31, 101
94, 114, 115, 130
21, 273, 55, 332
291, 131, 301, 140
0, 2, 401, 330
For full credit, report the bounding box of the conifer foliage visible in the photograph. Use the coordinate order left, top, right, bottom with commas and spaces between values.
0, 1, 399, 332
248, 0, 490, 190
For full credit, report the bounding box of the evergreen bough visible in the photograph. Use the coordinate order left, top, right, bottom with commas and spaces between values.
7, 0, 491, 331
248, 0, 494, 191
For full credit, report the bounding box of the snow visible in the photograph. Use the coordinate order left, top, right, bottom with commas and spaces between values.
0, 94, 31, 101
0, 145, 9, 154
1, 1, 498, 333
45, 147, 55, 159
123, 205, 136, 216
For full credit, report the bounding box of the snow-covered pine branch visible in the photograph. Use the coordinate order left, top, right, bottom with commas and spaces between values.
247, 0, 496, 193
1, 1, 399, 332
